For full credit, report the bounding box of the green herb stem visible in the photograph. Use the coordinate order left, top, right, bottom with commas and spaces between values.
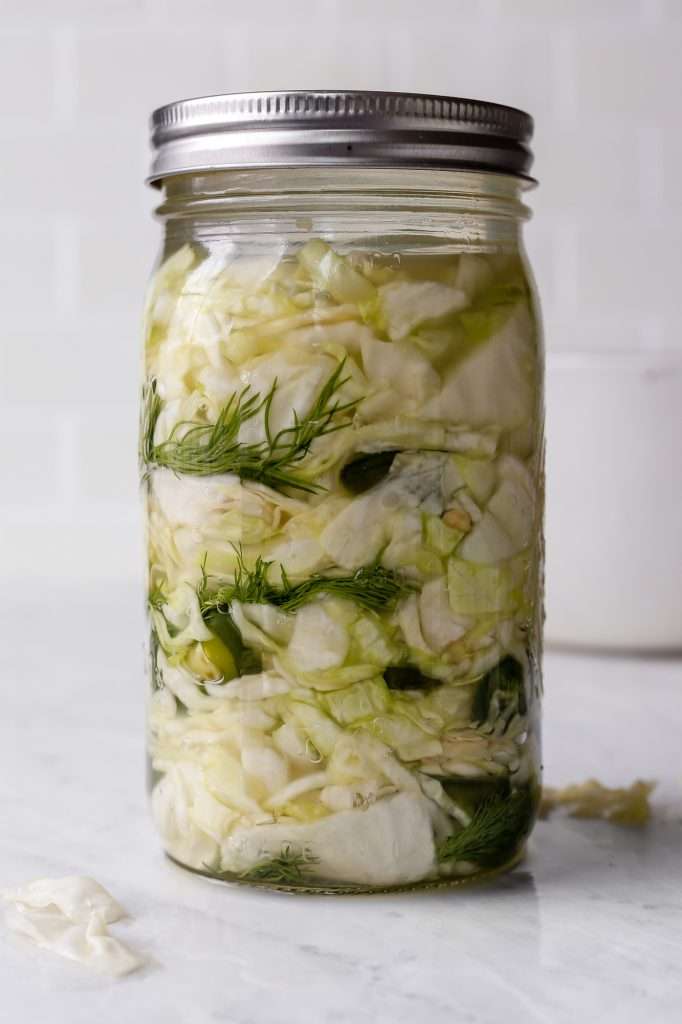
200, 546, 413, 616
237, 844, 319, 885
437, 788, 534, 867
143, 361, 358, 493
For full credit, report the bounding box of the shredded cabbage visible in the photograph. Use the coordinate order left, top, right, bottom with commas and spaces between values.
142, 240, 542, 889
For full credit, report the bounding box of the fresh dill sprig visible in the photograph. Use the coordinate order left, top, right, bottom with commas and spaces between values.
152, 384, 269, 474
238, 844, 320, 886
437, 788, 534, 867
276, 564, 412, 613
144, 360, 358, 493
208, 549, 273, 607
200, 545, 414, 615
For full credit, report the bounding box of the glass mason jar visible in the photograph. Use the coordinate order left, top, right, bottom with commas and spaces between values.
141, 92, 544, 893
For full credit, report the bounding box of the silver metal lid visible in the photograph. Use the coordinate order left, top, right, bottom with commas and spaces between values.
148, 91, 534, 185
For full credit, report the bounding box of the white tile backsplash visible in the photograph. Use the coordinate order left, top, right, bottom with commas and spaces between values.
1, 315, 139, 406
77, 216, 157, 314
0, 516, 143, 583
74, 405, 139, 505
576, 214, 679, 316
537, 114, 648, 212
574, 26, 679, 117
0, 29, 58, 125
0, 410, 65, 507
489, 0, 649, 22
0, 218, 57, 312
0, 0, 679, 584
220, 14, 398, 95
74, 28, 227, 117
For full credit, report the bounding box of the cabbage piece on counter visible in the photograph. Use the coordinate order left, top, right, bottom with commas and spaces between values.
0, 877, 145, 976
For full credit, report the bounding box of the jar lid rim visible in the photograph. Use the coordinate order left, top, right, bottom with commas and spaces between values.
148, 90, 535, 185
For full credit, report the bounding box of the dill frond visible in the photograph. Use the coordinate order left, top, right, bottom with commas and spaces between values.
276, 564, 412, 613
437, 787, 534, 867
144, 360, 358, 493
200, 546, 413, 616
239, 844, 319, 885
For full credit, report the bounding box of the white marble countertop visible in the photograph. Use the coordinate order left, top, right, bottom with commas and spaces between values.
1, 586, 680, 1023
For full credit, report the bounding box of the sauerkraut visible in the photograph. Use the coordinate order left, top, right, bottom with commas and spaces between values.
141, 238, 543, 891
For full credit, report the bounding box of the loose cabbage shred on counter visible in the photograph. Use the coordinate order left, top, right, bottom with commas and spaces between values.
0, 877, 145, 976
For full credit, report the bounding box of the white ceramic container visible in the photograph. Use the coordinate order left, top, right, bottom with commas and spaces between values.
545, 349, 682, 651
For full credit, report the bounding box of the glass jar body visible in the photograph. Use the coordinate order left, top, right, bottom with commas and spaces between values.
141, 169, 544, 893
